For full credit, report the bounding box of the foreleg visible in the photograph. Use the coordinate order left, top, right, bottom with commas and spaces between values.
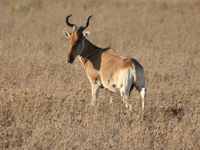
91, 84, 100, 105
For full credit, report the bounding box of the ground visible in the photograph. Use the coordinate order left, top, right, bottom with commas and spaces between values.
0, 0, 200, 149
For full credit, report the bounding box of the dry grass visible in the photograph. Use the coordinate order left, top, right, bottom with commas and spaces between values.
0, 0, 200, 149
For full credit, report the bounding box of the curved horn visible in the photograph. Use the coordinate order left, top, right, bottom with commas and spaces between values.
66, 14, 77, 30
78, 15, 93, 33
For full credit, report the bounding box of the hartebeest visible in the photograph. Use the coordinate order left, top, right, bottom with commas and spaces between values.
62, 15, 146, 111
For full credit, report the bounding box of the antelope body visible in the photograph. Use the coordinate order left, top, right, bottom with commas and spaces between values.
62, 15, 146, 111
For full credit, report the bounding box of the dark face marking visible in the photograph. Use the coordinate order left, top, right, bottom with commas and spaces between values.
67, 30, 84, 63
65, 15, 92, 63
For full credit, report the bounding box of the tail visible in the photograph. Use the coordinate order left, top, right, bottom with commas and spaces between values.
131, 59, 146, 111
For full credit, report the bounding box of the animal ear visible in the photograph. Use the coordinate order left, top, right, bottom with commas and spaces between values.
84, 31, 90, 38
62, 30, 71, 38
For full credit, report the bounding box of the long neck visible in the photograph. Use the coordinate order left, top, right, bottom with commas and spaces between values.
78, 39, 99, 66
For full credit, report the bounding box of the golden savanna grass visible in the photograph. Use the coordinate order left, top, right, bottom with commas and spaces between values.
0, 0, 200, 149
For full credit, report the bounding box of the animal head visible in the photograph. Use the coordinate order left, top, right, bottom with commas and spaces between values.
62, 15, 92, 63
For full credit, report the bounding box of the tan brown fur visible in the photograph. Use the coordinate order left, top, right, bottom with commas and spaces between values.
62, 15, 146, 111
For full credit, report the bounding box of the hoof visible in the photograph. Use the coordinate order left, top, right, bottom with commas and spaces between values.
125, 103, 129, 108
89, 101, 96, 106
125, 103, 132, 110
129, 104, 132, 110
110, 99, 113, 104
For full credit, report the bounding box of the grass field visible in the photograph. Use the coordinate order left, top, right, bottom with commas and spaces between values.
0, 0, 200, 149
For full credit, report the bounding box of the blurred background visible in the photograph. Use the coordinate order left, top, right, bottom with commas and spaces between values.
0, 0, 200, 149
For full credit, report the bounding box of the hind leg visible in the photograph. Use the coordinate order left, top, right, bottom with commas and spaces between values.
138, 87, 146, 111
109, 91, 114, 104
120, 90, 132, 110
